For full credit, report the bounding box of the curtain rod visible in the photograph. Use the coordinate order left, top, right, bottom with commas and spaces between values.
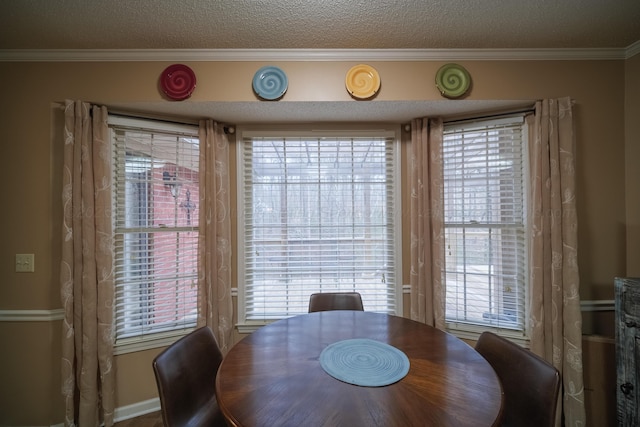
443, 105, 537, 126
107, 110, 200, 126
54, 101, 202, 126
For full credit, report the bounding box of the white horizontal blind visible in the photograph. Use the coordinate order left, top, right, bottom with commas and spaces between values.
443, 117, 527, 331
110, 117, 200, 342
240, 135, 399, 323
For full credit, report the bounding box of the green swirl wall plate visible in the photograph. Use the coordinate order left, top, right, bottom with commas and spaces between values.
435, 63, 471, 99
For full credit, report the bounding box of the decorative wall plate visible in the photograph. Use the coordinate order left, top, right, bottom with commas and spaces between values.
345, 64, 381, 99
435, 63, 471, 99
252, 66, 288, 100
160, 64, 196, 101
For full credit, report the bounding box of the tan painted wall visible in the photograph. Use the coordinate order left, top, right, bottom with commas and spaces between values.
0, 57, 634, 425
625, 54, 640, 277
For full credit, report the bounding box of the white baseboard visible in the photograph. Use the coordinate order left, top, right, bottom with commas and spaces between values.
114, 398, 161, 423
47, 398, 161, 427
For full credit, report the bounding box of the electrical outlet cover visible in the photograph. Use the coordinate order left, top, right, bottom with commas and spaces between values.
15, 254, 35, 273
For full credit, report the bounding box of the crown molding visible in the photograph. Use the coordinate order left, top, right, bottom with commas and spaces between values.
0, 47, 633, 62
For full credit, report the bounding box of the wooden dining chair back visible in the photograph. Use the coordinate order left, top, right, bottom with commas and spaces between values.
475, 331, 561, 427
308, 292, 364, 312
152, 326, 227, 427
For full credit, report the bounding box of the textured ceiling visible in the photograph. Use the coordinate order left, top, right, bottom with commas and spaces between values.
2, 0, 639, 50
2, 0, 638, 123
107, 100, 535, 124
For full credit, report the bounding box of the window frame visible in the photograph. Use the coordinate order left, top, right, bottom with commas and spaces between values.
441, 115, 530, 345
109, 115, 201, 354
236, 126, 403, 332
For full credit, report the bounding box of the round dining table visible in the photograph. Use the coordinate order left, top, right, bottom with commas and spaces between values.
216, 311, 504, 427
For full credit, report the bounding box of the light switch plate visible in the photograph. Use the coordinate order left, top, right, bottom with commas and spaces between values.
15, 254, 35, 272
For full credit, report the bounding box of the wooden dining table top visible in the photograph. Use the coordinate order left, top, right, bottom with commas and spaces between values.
215, 311, 504, 427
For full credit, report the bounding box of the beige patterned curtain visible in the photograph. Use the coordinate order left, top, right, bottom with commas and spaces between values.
197, 120, 233, 354
60, 100, 115, 426
409, 118, 446, 328
528, 97, 585, 426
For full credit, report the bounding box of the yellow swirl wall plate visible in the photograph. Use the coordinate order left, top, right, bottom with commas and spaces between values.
345, 64, 381, 99
435, 63, 471, 99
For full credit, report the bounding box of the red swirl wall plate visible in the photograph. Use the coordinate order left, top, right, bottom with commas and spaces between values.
160, 64, 196, 101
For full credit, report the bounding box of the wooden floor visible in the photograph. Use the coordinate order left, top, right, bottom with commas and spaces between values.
113, 411, 163, 427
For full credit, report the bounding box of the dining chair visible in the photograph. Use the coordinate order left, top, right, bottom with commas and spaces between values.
308, 291, 364, 312
152, 326, 227, 427
475, 331, 561, 427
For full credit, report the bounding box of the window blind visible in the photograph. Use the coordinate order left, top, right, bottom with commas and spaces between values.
443, 117, 527, 331
110, 117, 200, 342
239, 134, 400, 323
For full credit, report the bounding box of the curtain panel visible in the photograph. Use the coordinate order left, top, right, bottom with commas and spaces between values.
197, 120, 233, 354
412, 102, 586, 425
528, 97, 585, 426
409, 118, 446, 328
60, 100, 115, 426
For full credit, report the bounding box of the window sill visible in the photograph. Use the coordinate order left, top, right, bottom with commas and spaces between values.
236, 321, 275, 334
114, 329, 194, 355
445, 323, 530, 348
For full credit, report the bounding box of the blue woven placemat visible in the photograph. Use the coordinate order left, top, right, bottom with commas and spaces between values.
319, 338, 410, 387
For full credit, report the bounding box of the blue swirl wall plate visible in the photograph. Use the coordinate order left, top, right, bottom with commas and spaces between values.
435, 63, 471, 99
252, 65, 288, 100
